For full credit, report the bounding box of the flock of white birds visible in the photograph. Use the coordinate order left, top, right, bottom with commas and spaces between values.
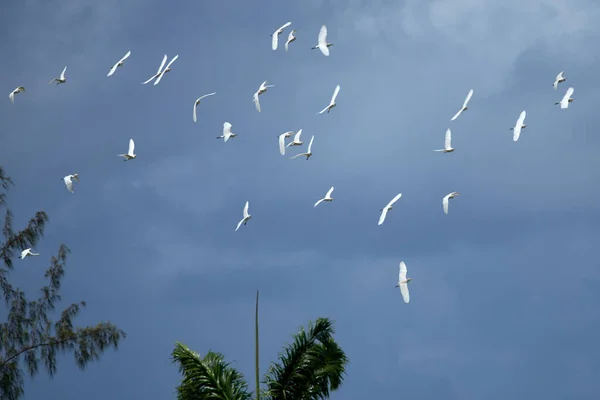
9, 22, 576, 305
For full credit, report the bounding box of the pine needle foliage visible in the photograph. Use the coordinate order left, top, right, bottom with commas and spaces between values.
0, 167, 126, 400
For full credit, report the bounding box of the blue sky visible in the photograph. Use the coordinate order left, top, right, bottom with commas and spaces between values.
2, 0, 600, 398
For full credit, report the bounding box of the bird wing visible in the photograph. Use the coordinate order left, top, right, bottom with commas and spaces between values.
128, 138, 135, 155
445, 128, 452, 149
199, 92, 216, 101
442, 196, 449, 214
513, 125, 522, 141
9, 91, 14, 104
154, 56, 178, 85
107, 61, 119, 77
20, 249, 29, 258
253, 93, 261, 112
235, 218, 244, 232
289, 153, 305, 159
193, 101, 198, 123
553, 79, 558, 90
318, 25, 327, 46
330, 85, 340, 104
120, 50, 132, 63
223, 122, 233, 141
517, 110, 526, 126
378, 207, 389, 225
565, 86, 574, 99
63, 176, 74, 193
318, 105, 329, 114
400, 283, 410, 303
314, 198, 324, 208
156, 54, 168, 74
450, 108, 462, 121
243, 201, 250, 218
278, 134, 287, 155
326, 186, 334, 198
278, 21, 292, 31
60, 66, 67, 80
142, 73, 158, 84
295, 129, 303, 141
387, 193, 403, 208
462, 89, 474, 108
307, 135, 314, 153
399, 261, 407, 281
320, 45, 330, 56
272, 33, 279, 50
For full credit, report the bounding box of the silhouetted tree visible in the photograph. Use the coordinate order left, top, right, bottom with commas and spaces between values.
171, 290, 348, 400
0, 167, 126, 400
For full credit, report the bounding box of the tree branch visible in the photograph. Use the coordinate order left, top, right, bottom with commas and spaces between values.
0, 334, 77, 369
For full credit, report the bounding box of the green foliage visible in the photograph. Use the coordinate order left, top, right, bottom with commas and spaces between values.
0, 167, 126, 400
172, 296, 348, 400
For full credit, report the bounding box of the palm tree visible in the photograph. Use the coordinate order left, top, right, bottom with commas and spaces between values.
171, 291, 348, 400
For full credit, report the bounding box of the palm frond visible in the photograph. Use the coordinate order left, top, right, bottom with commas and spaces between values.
263, 317, 347, 400
172, 342, 252, 400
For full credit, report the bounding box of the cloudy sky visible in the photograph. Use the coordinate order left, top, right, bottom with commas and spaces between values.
2, 0, 600, 398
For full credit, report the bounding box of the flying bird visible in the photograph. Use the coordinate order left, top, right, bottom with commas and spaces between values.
286, 129, 303, 148
450, 89, 474, 121
318, 85, 340, 114
107, 50, 131, 77
553, 71, 566, 90
555, 87, 574, 109
62, 174, 80, 193
271, 22, 292, 50
118, 138, 136, 161
222, 122, 237, 142
253, 81, 274, 112
235, 201, 252, 231
20, 248, 39, 259
142, 55, 167, 84
378, 193, 402, 226
290, 134, 314, 160
314, 186, 334, 208
510, 110, 527, 142
311, 25, 333, 56
278, 131, 294, 155
49, 66, 68, 85
193, 92, 216, 122
433, 128, 454, 153
285, 30, 296, 52
395, 261, 412, 303
9, 86, 25, 103
153, 54, 179, 85
442, 192, 460, 214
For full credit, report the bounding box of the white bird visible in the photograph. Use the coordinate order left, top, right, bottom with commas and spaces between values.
20, 248, 39, 259
318, 85, 340, 114
107, 50, 131, 77
311, 25, 334, 56
285, 30, 296, 52
222, 122, 237, 142
286, 129, 303, 148
62, 174, 80, 193
271, 22, 292, 50
442, 192, 460, 215
510, 110, 527, 142
553, 71, 566, 90
450, 89, 474, 121
555, 87, 574, 109
314, 186, 334, 208
378, 193, 402, 226
278, 131, 294, 155
433, 128, 454, 153
193, 92, 216, 122
290, 135, 314, 160
118, 138, 136, 161
253, 81, 274, 113
153, 54, 179, 85
235, 201, 252, 231
395, 261, 411, 303
49, 66, 67, 85
9, 86, 25, 104
142, 54, 167, 84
